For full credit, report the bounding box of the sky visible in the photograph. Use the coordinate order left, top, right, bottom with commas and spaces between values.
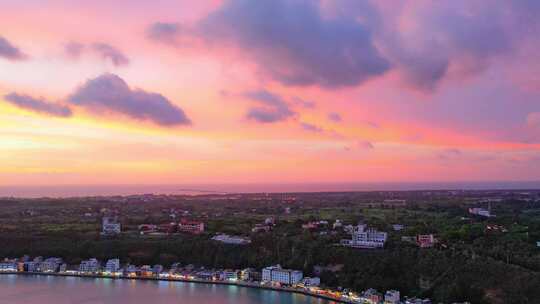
1, 0, 540, 186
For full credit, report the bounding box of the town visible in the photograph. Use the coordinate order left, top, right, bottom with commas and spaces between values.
0, 255, 428, 304
0, 190, 539, 303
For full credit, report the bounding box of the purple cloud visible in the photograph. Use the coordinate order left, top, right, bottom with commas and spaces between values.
68, 73, 191, 126
244, 90, 295, 123
300, 122, 323, 133
148, 1, 540, 92
293, 97, 316, 109
64, 42, 129, 66
4, 93, 72, 117
149, 0, 390, 88
147, 22, 181, 43
0, 36, 27, 61
328, 112, 342, 122
91, 43, 129, 67
64, 41, 85, 59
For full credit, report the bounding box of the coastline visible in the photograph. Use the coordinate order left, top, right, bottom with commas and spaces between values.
0, 272, 353, 304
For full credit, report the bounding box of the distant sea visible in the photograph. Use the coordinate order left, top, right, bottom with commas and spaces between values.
1, 181, 540, 198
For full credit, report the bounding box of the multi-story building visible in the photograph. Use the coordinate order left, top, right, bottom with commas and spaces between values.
384, 290, 400, 304
363, 289, 383, 304
221, 270, 238, 281
341, 224, 387, 249
101, 217, 121, 236
301, 277, 321, 287
140, 265, 153, 277
25, 261, 39, 272
240, 268, 261, 281
79, 258, 100, 273
417, 235, 435, 248
152, 264, 163, 275
262, 265, 303, 285
178, 220, 204, 234
105, 259, 120, 273
40, 257, 63, 272
0, 261, 17, 272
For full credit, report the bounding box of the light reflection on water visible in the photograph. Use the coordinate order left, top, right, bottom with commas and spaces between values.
0, 275, 336, 304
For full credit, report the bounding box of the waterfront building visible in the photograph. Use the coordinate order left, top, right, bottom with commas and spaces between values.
385, 290, 400, 304
196, 270, 215, 280
140, 265, 153, 277
0, 261, 17, 272
125, 264, 139, 277
262, 265, 303, 285
221, 270, 238, 281
59, 263, 67, 273
40, 257, 63, 272
152, 264, 163, 274
178, 220, 204, 234
105, 259, 120, 273
341, 224, 387, 249
301, 277, 321, 287
241, 268, 261, 281
25, 261, 39, 272
79, 258, 100, 273
362, 289, 383, 304
211, 234, 251, 245
101, 217, 121, 236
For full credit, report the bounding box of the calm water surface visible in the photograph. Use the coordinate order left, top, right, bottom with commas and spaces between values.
0, 275, 336, 304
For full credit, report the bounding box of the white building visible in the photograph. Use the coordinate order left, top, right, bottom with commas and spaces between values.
105, 259, 120, 273
40, 257, 62, 272
341, 224, 387, 249
262, 265, 303, 285
0, 262, 17, 272
301, 277, 320, 287
221, 270, 238, 281
212, 234, 251, 245
102, 217, 121, 235
384, 290, 400, 304
25, 261, 39, 272
79, 258, 100, 273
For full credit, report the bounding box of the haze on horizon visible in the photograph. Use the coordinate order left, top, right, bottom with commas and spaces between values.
1, 0, 540, 186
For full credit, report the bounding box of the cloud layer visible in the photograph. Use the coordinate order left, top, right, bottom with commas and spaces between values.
147, 0, 540, 92
4, 93, 72, 117
0, 36, 26, 61
148, 0, 390, 88
68, 73, 191, 126
244, 90, 295, 123
64, 42, 129, 66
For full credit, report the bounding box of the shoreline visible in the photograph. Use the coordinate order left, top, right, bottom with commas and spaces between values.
0, 272, 353, 304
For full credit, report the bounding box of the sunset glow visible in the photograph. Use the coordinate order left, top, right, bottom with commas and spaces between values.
2, 0, 540, 186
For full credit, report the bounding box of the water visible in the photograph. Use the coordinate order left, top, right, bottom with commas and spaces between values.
1, 181, 540, 198
0, 275, 336, 304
